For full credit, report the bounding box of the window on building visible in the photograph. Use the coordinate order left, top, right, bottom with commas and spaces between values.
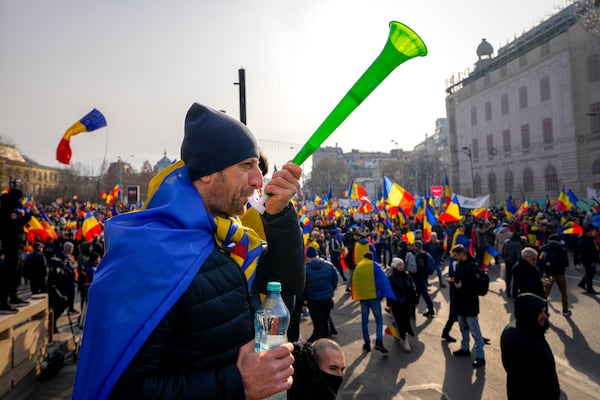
472, 138, 479, 160
593, 159, 600, 174
501, 94, 509, 115
503, 129, 511, 154
521, 124, 531, 152
523, 168, 534, 193
487, 134, 494, 158
540, 76, 551, 101
543, 118, 553, 145
519, 86, 528, 109
519, 54, 528, 67
471, 107, 477, 126
485, 101, 492, 121
591, 102, 600, 133
541, 41, 551, 57
505, 170, 514, 193
544, 165, 558, 194
589, 54, 600, 82
488, 172, 497, 195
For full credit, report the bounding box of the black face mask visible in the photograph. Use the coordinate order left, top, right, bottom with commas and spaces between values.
319, 370, 343, 395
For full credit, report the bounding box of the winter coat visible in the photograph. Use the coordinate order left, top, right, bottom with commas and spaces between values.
512, 258, 544, 298
110, 205, 304, 399
454, 254, 480, 317
501, 294, 559, 400
305, 258, 338, 302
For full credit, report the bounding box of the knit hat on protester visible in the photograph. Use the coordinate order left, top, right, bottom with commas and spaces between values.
181, 103, 259, 181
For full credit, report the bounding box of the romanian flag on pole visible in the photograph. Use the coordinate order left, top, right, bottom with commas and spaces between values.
439, 195, 462, 223
350, 183, 367, 199
57, 108, 107, 164
559, 221, 583, 235
443, 176, 452, 208
383, 176, 415, 216
555, 189, 569, 212
81, 212, 103, 241
423, 198, 438, 242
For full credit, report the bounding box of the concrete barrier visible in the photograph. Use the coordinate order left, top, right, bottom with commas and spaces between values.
0, 295, 48, 398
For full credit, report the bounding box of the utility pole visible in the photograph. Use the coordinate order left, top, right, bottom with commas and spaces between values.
233, 68, 247, 125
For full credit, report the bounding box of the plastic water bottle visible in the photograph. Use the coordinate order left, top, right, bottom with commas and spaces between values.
255, 281, 290, 399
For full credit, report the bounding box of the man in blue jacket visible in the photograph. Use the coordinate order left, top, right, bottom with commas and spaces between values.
74, 103, 305, 400
305, 246, 338, 342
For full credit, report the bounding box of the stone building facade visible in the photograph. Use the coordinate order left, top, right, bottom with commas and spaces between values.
446, 3, 600, 202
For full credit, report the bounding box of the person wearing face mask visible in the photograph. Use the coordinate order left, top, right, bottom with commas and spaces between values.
500, 293, 560, 400
288, 338, 346, 400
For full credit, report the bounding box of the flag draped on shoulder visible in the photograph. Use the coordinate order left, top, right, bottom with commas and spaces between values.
57, 108, 107, 164
73, 160, 216, 400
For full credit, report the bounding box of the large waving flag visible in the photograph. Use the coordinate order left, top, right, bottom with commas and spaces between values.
555, 189, 569, 212
439, 195, 462, 223
423, 198, 438, 241
81, 212, 103, 241
516, 199, 529, 217
350, 182, 367, 199
57, 108, 107, 164
567, 189, 578, 209
559, 221, 583, 235
383, 176, 415, 215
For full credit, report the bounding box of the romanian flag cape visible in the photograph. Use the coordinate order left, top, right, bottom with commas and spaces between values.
73, 161, 215, 399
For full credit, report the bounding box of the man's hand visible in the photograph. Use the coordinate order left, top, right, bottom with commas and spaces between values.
236, 340, 295, 400
264, 162, 302, 215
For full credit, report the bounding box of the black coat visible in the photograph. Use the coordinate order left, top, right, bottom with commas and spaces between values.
501, 294, 559, 400
512, 258, 544, 298
454, 254, 480, 317
111, 204, 305, 399
577, 234, 599, 267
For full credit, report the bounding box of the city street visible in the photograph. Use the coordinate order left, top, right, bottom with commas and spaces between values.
8, 262, 600, 400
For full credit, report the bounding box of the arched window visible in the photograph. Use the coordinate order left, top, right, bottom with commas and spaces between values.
505, 170, 514, 194
488, 172, 497, 195
544, 165, 558, 194
523, 168, 534, 193
593, 159, 600, 174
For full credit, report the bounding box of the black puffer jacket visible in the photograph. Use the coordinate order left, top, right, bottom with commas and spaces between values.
111, 204, 305, 399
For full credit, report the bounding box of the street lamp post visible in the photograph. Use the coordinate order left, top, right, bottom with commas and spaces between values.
460, 145, 474, 196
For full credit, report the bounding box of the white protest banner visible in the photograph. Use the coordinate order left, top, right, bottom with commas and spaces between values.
455, 194, 490, 209
587, 188, 600, 199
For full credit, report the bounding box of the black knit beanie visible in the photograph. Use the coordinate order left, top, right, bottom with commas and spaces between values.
181, 103, 259, 180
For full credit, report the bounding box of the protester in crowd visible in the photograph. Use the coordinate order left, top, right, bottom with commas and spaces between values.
23, 242, 47, 295
288, 338, 346, 400
413, 240, 435, 318
450, 245, 486, 368
538, 234, 571, 316
305, 246, 338, 342
502, 232, 523, 298
74, 102, 305, 399
501, 293, 560, 400
0, 188, 33, 313
386, 257, 416, 352
55, 241, 78, 314
424, 232, 445, 287
577, 225, 598, 295
512, 247, 546, 299
352, 252, 396, 353
441, 256, 458, 343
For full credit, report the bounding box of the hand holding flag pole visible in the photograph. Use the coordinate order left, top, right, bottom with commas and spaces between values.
249, 21, 427, 213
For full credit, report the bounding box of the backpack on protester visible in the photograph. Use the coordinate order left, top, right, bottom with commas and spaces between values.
473, 265, 490, 296
405, 252, 417, 274
426, 253, 436, 276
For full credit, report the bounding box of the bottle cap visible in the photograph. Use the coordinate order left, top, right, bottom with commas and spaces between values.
267, 281, 282, 292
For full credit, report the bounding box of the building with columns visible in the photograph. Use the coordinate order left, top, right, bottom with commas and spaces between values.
446, 2, 600, 203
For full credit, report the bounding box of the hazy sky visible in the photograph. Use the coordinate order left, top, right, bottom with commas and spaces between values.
0, 0, 568, 174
